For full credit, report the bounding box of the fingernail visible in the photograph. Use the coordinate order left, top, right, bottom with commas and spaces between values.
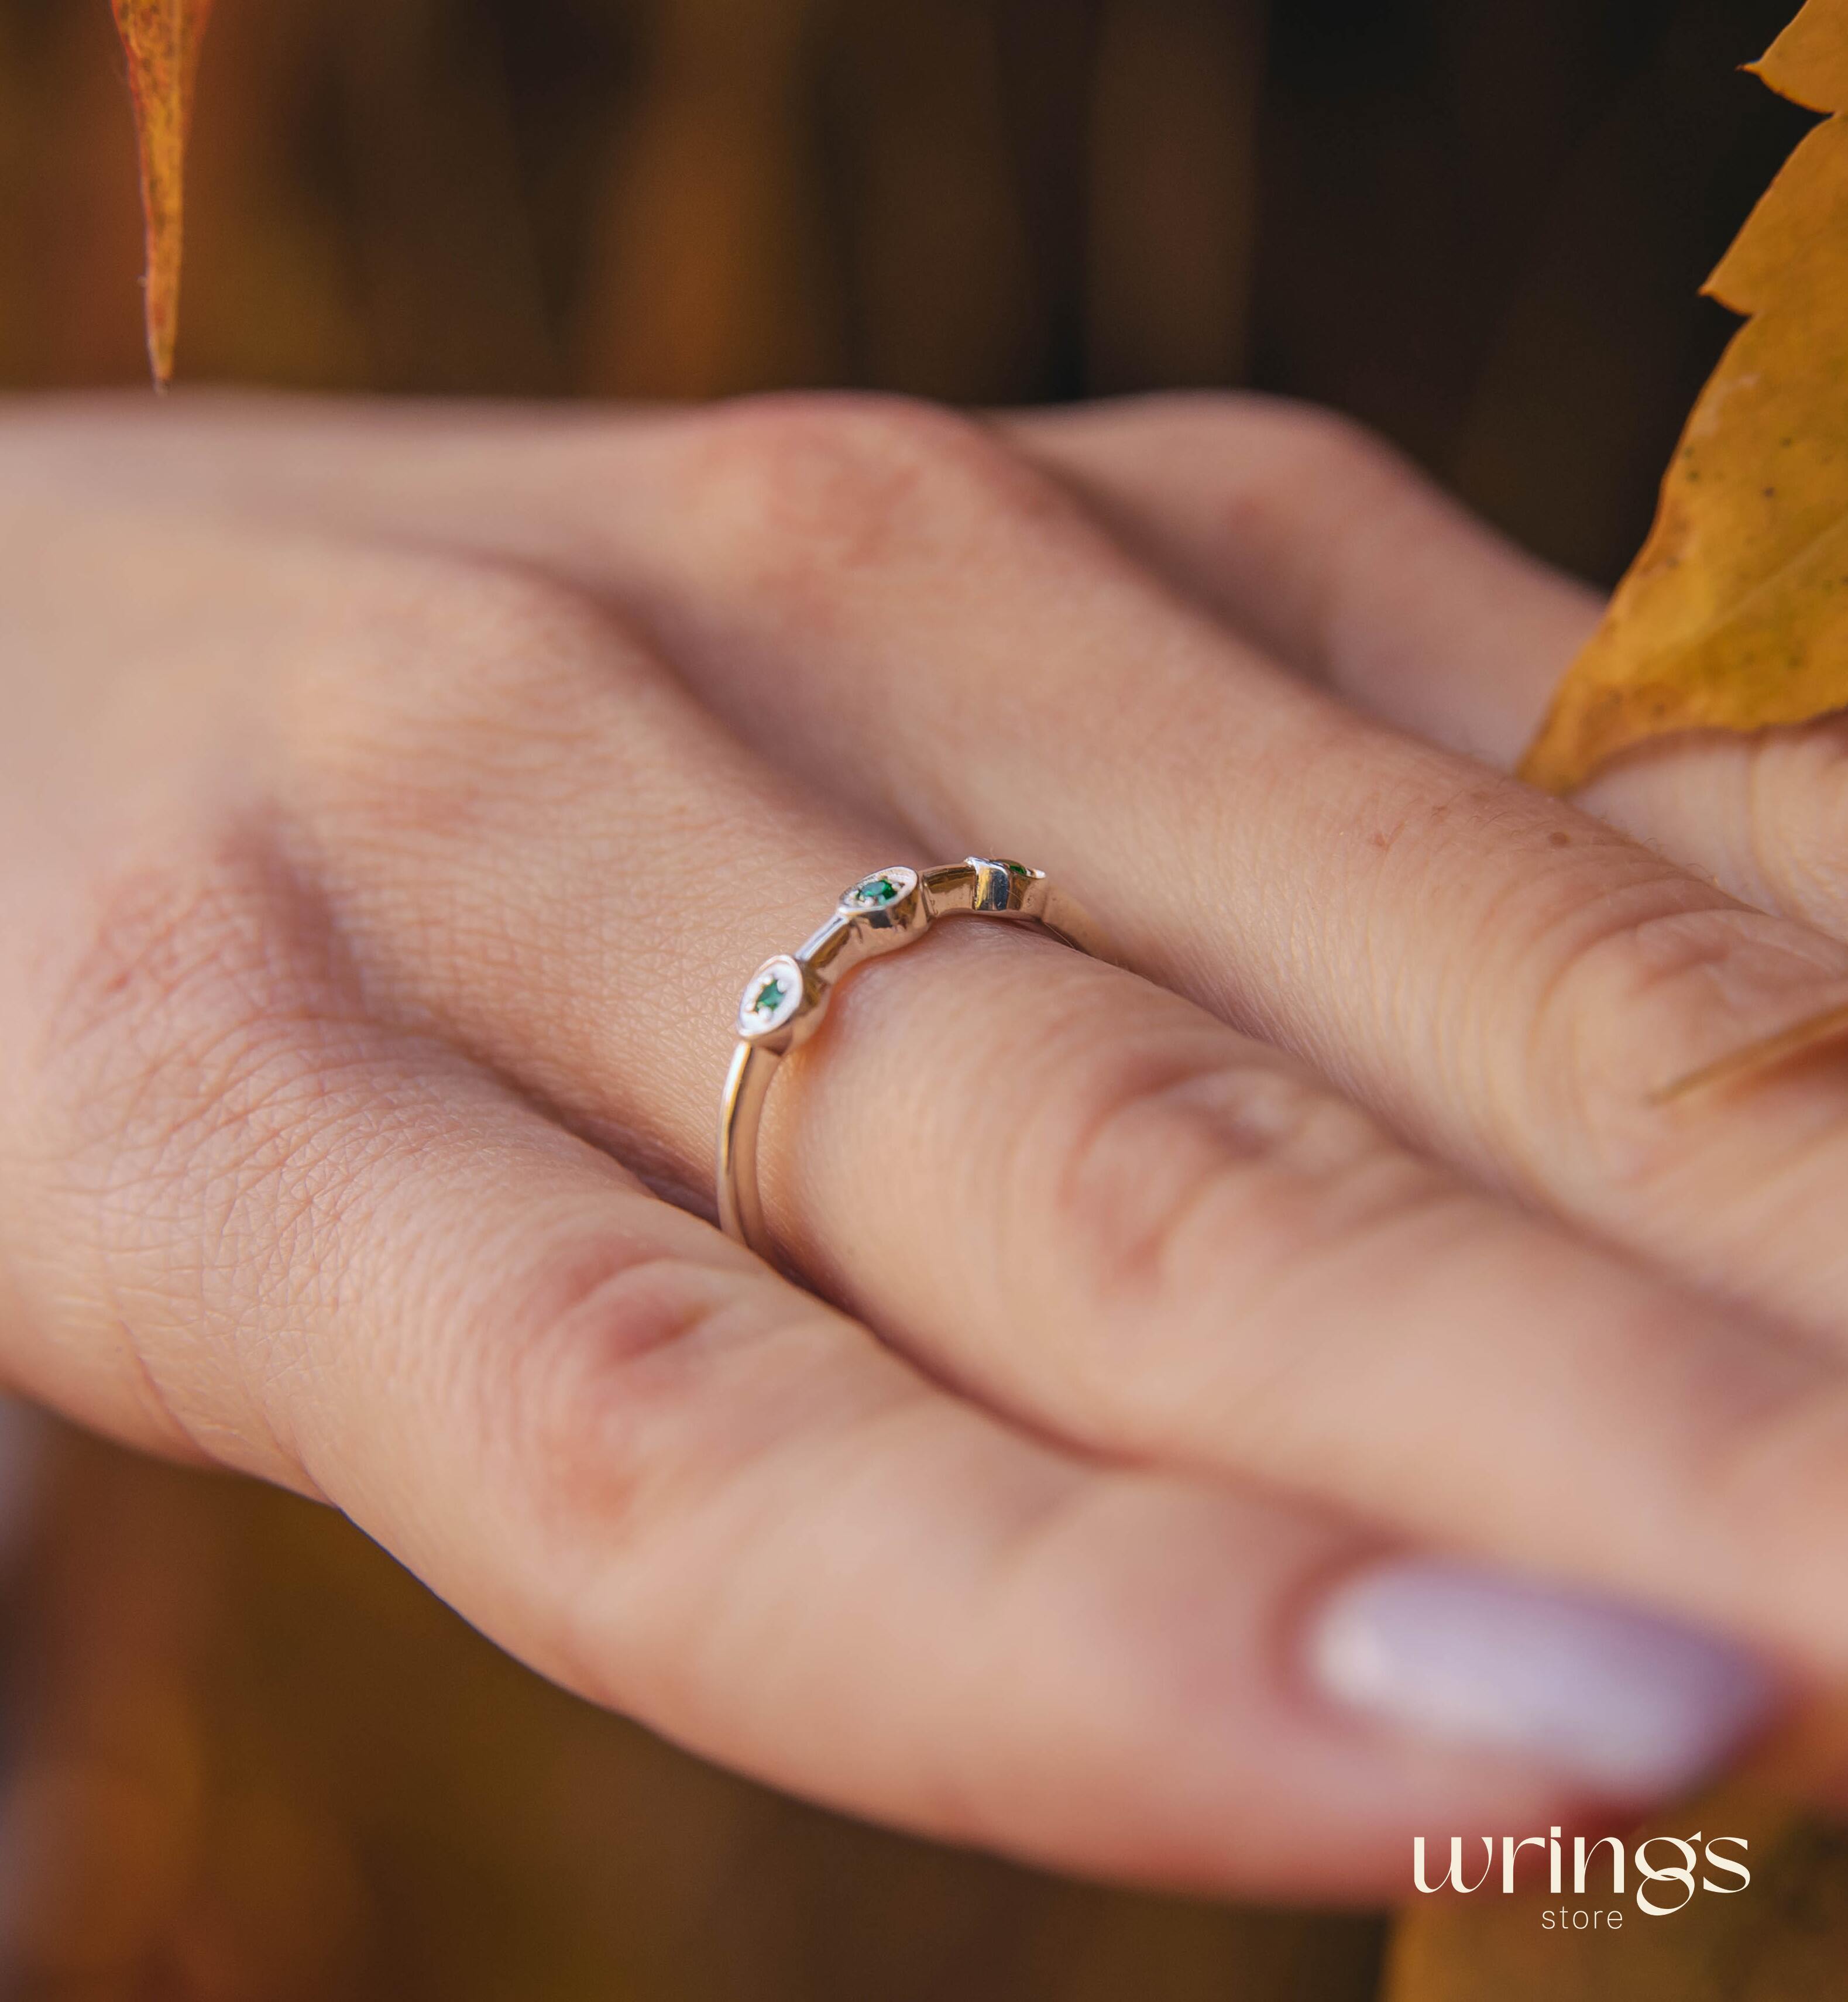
1307, 1558, 1781, 1798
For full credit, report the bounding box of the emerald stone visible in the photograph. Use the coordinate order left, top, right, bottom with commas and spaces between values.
844, 867, 915, 911
741, 954, 805, 1036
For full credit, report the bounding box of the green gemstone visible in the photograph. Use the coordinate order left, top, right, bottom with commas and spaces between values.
753, 976, 789, 1015
851, 874, 901, 906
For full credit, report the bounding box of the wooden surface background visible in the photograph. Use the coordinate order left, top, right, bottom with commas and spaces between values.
0, 2, 1837, 1994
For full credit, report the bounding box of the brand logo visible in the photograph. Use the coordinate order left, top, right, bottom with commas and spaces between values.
1413, 1829, 1750, 1927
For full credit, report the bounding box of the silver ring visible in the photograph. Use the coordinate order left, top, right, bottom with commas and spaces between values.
716, 859, 1111, 1264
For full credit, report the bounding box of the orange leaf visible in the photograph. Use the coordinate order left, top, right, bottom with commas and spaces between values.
1520, 0, 1848, 794
109, 0, 215, 388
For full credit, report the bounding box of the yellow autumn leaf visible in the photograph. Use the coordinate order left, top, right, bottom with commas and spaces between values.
1520, 0, 1848, 794
109, 0, 215, 388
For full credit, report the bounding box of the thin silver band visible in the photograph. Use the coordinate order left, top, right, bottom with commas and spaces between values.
716, 859, 1111, 1263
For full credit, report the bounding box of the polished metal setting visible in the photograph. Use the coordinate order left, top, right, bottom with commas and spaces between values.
717, 859, 1111, 1261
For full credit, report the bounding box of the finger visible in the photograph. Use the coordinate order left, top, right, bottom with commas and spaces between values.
1, 749, 1771, 1897
23, 401, 1848, 1649
1007, 394, 1848, 943
16, 389, 1835, 949
366, 390, 1848, 1356
32, 483, 1848, 1701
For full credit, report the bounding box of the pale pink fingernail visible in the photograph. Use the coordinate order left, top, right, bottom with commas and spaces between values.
1307, 1558, 1780, 1798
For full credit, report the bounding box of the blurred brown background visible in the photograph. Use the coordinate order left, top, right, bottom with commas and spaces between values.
0, 0, 1820, 1994
0, 0, 1815, 578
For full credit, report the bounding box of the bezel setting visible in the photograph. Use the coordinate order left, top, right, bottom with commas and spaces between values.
840, 866, 920, 914
738, 955, 809, 1039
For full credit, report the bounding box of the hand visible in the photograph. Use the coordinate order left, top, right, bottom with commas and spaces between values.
0, 390, 1841, 1900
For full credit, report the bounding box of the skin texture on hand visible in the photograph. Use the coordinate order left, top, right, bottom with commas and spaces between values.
0, 390, 1839, 1900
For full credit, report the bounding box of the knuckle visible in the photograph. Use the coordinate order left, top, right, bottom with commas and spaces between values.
306, 547, 640, 763
1133, 392, 1408, 511
280, 546, 668, 856
677, 392, 1069, 583
1524, 887, 1848, 1179
1233, 403, 1418, 560
29, 829, 367, 1463
1038, 1031, 1440, 1405
483, 1228, 917, 1705
1255, 397, 1405, 486
41, 827, 330, 1154
488, 1232, 796, 1541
